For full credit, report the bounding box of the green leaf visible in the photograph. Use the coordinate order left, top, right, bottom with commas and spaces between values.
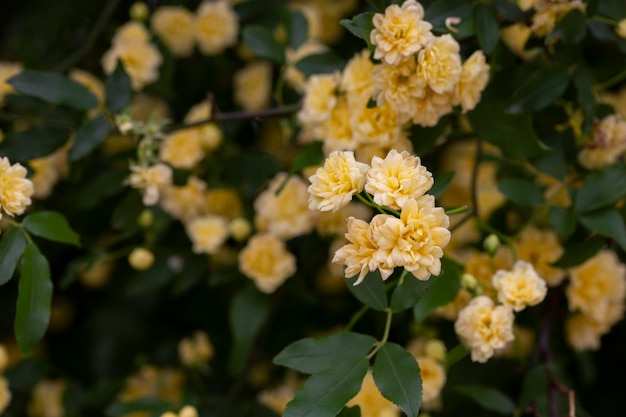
390, 274, 429, 313
105, 397, 171, 417
291, 141, 325, 174
507, 66, 570, 113
547, 9, 587, 44
468, 105, 547, 159
340, 13, 375, 47
493, 0, 524, 22
68, 115, 112, 161
23, 211, 81, 247
243, 25, 286, 64
497, 178, 545, 207
295, 52, 346, 77
552, 235, 605, 268
372, 342, 422, 417
274, 332, 376, 374
572, 66, 596, 132
549, 206, 576, 236
0, 128, 70, 162
519, 366, 549, 414
0, 227, 28, 285
409, 116, 451, 156
413, 259, 461, 322
284, 358, 368, 417
8, 69, 98, 110
15, 243, 53, 356
574, 164, 626, 213
229, 284, 271, 375
105, 60, 132, 114
580, 209, 626, 251
347, 270, 388, 312
454, 384, 516, 415
337, 406, 361, 417
474, 4, 499, 54
111, 191, 143, 230
289, 10, 309, 50
430, 171, 455, 198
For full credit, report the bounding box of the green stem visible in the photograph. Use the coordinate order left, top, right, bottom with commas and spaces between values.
345, 305, 369, 332
367, 308, 393, 359
597, 67, 626, 91
355, 192, 401, 217
356, 192, 386, 214
590, 15, 617, 26
445, 205, 469, 215
443, 344, 470, 368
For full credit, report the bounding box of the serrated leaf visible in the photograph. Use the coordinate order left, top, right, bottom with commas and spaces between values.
474, 4, 499, 54
8, 69, 98, 110
23, 211, 81, 247
291, 141, 324, 173
289, 10, 309, 50
579, 209, 626, 251
390, 274, 429, 313
547, 9, 587, 44
274, 332, 376, 374
347, 270, 388, 312
284, 358, 368, 417
0, 128, 70, 162
229, 284, 271, 374
507, 66, 570, 113
454, 384, 516, 415
69, 115, 111, 161
551, 235, 605, 268
430, 171, 455, 198
340, 13, 375, 46
413, 259, 461, 322
15, 243, 53, 355
105, 60, 132, 114
498, 178, 545, 207
468, 104, 547, 159
295, 52, 346, 77
372, 342, 422, 417
574, 164, 626, 213
0, 227, 28, 285
243, 25, 286, 64
549, 206, 576, 236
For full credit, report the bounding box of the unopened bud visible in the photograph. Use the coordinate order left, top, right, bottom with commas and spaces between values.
128, 247, 155, 270
617, 19, 626, 39
461, 273, 478, 291
425, 339, 447, 362
483, 233, 500, 257
130, 2, 149, 21
445, 17, 461, 33
229, 217, 252, 242
179, 406, 199, 417
137, 209, 154, 228
115, 114, 134, 134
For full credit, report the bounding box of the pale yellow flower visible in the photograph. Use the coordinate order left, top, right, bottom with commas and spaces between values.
578, 113, 626, 170
233, 61, 272, 110
416, 357, 446, 402
79, 257, 113, 289
254, 173, 317, 239
347, 371, 400, 417
372, 58, 423, 123
368, 213, 406, 279
29, 148, 69, 200
351, 102, 403, 148
514, 226, 565, 286
131, 93, 171, 122
298, 72, 340, 129
365, 149, 434, 210
101, 22, 162, 90
370, 0, 433, 65
184, 101, 222, 150
178, 330, 214, 367
500, 23, 535, 60
179, 405, 198, 417
160, 129, 205, 169
228, 217, 252, 241
28, 379, 65, 417
340, 49, 375, 108
0, 61, 22, 105
238, 233, 297, 293
119, 365, 184, 406
454, 295, 515, 363
151, 6, 195, 57
316, 202, 372, 236
531, 0, 586, 37
128, 247, 155, 270
322, 95, 360, 153
417, 34, 462, 95
567, 250, 626, 327
160, 176, 207, 221
333, 216, 378, 284
600, 85, 626, 118
452, 50, 490, 113
185, 215, 229, 254
308, 150, 369, 212
0, 345, 7, 373
354, 135, 414, 165
205, 188, 243, 219
194, 0, 239, 55
492, 261, 548, 312
410, 87, 454, 127
0, 377, 10, 414
69, 69, 105, 107
0, 156, 34, 219
284, 40, 328, 92
617, 19, 626, 39
257, 373, 299, 414
565, 314, 604, 351
128, 163, 173, 206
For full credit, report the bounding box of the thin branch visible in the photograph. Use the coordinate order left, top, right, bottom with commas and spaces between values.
55, 0, 123, 72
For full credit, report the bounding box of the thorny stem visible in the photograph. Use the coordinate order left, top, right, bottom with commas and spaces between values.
367, 308, 393, 359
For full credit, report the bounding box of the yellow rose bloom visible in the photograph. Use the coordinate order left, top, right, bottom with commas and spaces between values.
492, 260, 548, 312
617, 19, 626, 39
0, 377, 10, 414
578, 113, 626, 170
531, 0, 586, 38
416, 356, 446, 402
372, 58, 423, 124
119, 365, 184, 405
285, 39, 328, 92
316, 202, 372, 237
347, 371, 400, 417
322, 95, 360, 153
178, 330, 214, 367
370, 0, 433, 65
185, 215, 229, 254
29, 148, 69, 200
514, 226, 565, 286
452, 50, 490, 113
298, 72, 340, 129
184, 101, 223, 151
28, 379, 65, 417
308, 150, 369, 212
0, 156, 34, 219
233, 61, 272, 111
257, 373, 299, 414
160, 176, 207, 221
128, 163, 173, 206
254, 173, 317, 239
204, 188, 243, 219
151, 6, 195, 57
128, 247, 155, 270
333, 216, 378, 284
365, 149, 434, 210
340, 49, 375, 108
565, 314, 604, 351
454, 295, 515, 363
159, 129, 205, 169
194, 0, 239, 55
351, 102, 403, 148
417, 34, 462, 95
238, 233, 297, 293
